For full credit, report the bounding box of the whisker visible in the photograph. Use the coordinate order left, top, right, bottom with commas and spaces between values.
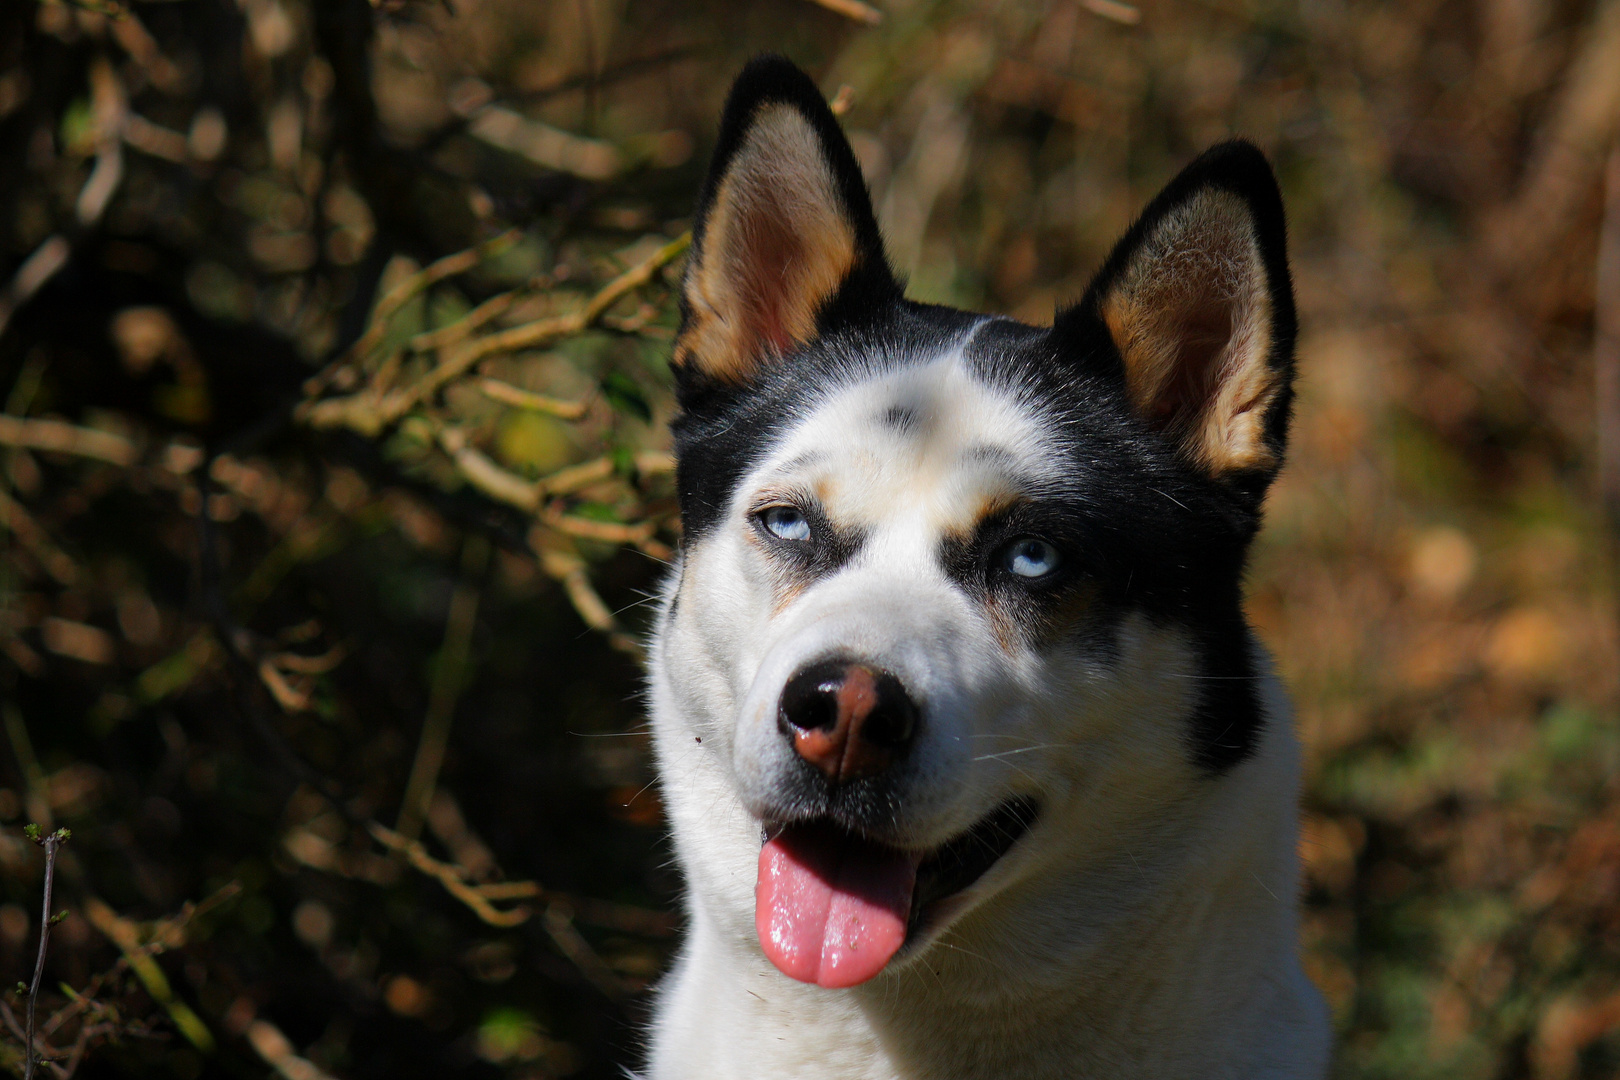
1149, 487, 1190, 512
972, 744, 1060, 761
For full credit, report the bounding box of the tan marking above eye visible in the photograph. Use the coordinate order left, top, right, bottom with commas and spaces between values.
936, 487, 1029, 544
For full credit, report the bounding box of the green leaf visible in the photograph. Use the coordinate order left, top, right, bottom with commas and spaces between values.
49, 909, 69, 925
23, 823, 40, 841
600, 372, 651, 422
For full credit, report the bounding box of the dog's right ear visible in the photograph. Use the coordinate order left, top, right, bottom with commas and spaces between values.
673, 56, 898, 389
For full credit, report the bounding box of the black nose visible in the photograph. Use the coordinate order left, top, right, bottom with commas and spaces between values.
777, 659, 918, 785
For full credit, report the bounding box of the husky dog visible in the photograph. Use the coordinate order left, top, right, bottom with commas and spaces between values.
643, 55, 1330, 1080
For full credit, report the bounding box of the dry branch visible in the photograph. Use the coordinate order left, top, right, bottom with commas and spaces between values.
0, 489, 80, 586
802, 0, 882, 25
410, 289, 525, 353
351, 230, 522, 363
395, 536, 486, 846
245, 1019, 341, 1080
1080, 0, 1141, 24
477, 377, 591, 419
367, 821, 535, 927
437, 428, 542, 512
0, 416, 139, 467
0, 236, 71, 340
22, 827, 68, 1080
84, 899, 214, 1053
298, 232, 688, 436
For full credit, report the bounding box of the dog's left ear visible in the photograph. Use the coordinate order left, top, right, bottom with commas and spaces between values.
673, 56, 899, 389
1059, 141, 1296, 507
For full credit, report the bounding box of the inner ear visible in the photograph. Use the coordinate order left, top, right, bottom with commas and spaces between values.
1103, 190, 1276, 469
674, 58, 896, 389
1074, 146, 1294, 492
679, 105, 858, 381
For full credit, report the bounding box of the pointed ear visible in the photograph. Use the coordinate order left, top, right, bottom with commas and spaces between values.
674, 55, 898, 387
1061, 141, 1296, 502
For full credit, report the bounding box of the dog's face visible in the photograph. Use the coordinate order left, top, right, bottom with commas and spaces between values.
656, 57, 1295, 990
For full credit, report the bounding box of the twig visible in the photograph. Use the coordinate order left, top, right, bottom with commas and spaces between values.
544, 511, 656, 545
299, 233, 689, 435
75, 59, 126, 227
0, 416, 139, 467
349, 229, 523, 363
409, 288, 526, 353
478, 377, 591, 419
0, 236, 71, 341
538, 456, 615, 497
1080, 0, 1142, 25
23, 825, 70, 1080
567, 568, 639, 656
267, 646, 347, 675
466, 106, 622, 179
21, 831, 65, 1079
395, 535, 487, 845
802, 0, 883, 25
257, 658, 313, 713
440, 232, 689, 372
437, 428, 542, 512
0, 489, 80, 585
315, 828, 634, 999
83, 898, 213, 1052
542, 902, 632, 1001
303, 230, 523, 397
367, 821, 534, 927
245, 1018, 341, 1080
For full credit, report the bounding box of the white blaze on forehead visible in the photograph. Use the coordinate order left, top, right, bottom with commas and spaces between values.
753, 333, 1056, 536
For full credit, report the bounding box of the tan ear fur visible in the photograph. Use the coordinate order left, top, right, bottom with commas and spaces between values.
674, 105, 859, 384
1100, 189, 1281, 476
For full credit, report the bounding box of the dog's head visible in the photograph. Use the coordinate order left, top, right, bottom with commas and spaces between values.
657, 56, 1295, 989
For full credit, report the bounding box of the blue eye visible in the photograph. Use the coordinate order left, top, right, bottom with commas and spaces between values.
1003, 538, 1061, 579
760, 506, 811, 542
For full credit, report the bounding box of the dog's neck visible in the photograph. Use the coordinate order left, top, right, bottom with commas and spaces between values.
649, 692, 1329, 1080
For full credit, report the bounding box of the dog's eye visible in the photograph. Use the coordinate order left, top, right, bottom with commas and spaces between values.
759, 506, 812, 542
1002, 538, 1061, 579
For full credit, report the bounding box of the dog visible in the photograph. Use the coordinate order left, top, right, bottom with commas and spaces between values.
643, 55, 1331, 1079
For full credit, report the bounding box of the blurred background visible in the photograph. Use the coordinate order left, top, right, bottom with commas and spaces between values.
0, 0, 1616, 1077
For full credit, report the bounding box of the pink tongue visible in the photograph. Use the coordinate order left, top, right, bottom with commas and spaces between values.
756, 823, 920, 988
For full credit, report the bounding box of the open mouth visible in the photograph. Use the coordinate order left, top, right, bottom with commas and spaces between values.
755, 797, 1040, 988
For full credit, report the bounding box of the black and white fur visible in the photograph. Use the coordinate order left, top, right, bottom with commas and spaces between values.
644, 55, 1330, 1079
